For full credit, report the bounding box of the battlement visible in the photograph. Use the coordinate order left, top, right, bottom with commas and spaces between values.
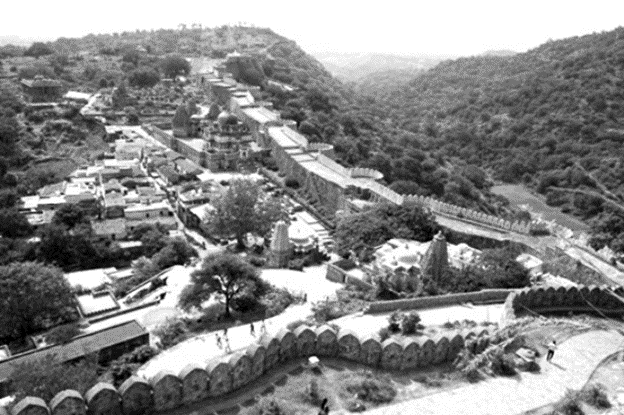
7, 327, 484, 415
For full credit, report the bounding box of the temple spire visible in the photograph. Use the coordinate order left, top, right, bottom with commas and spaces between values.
420, 231, 449, 283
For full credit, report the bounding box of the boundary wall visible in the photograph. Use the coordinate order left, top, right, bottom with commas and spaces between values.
5, 326, 488, 415
365, 290, 513, 314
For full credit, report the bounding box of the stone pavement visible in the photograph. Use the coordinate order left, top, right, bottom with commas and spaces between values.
365, 330, 624, 415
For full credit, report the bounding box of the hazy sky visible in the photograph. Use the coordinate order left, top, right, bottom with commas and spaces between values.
3, 0, 624, 56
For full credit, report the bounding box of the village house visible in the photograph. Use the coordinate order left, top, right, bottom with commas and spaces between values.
21, 76, 63, 102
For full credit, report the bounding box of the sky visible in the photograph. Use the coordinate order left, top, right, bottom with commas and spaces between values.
2, 0, 624, 57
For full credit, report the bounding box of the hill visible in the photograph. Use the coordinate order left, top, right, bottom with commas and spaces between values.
481, 49, 517, 57
358, 27, 624, 253
313, 51, 444, 82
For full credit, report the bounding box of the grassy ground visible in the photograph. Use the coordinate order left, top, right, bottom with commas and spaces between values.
242, 359, 464, 415
540, 249, 609, 286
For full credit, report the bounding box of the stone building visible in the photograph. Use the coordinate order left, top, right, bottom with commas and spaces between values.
21, 76, 62, 102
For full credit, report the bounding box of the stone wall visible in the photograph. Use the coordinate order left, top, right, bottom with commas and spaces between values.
512, 285, 624, 316
365, 289, 514, 314
7, 327, 483, 415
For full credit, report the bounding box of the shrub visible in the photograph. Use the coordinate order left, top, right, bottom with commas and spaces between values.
414, 375, 442, 387
153, 317, 189, 349
344, 371, 397, 403
249, 256, 266, 267
261, 287, 296, 318
46, 323, 82, 345
463, 362, 484, 383
285, 177, 300, 189
553, 390, 584, 415
312, 299, 358, 323
258, 400, 285, 415
346, 400, 366, 412
490, 351, 517, 377
288, 258, 304, 271
286, 319, 310, 331
580, 383, 611, 409
387, 311, 402, 333
378, 327, 391, 342
105, 345, 159, 386
231, 292, 261, 313
401, 312, 422, 335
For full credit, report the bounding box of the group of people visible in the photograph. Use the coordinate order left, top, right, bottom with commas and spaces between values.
215, 320, 268, 353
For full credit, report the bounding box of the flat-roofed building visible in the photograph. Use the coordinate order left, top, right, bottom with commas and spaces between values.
0, 320, 149, 397
21, 76, 62, 102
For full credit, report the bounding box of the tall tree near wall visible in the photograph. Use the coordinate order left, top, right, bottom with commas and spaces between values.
205, 179, 284, 249
0, 262, 78, 342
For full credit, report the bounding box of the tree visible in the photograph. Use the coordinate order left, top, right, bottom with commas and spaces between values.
52, 204, 88, 229
0, 208, 32, 238
205, 179, 283, 248
122, 50, 141, 66
0, 262, 78, 341
0, 113, 20, 151
160, 55, 190, 79
11, 355, 100, 402
389, 180, 423, 195
179, 253, 260, 318
335, 204, 439, 261
152, 238, 196, 269
24, 42, 54, 58
128, 67, 160, 88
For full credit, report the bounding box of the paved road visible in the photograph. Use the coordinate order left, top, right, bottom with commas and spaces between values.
365, 330, 624, 415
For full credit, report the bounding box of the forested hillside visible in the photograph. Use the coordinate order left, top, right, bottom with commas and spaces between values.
358, 27, 624, 253
0, 25, 515, 217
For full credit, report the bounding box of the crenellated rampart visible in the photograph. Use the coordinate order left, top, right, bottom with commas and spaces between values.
511, 285, 624, 316
6, 326, 484, 415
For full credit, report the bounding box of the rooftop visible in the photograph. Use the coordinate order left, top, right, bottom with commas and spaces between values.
0, 320, 148, 381
76, 291, 119, 316
64, 268, 116, 289
124, 200, 171, 213
21, 77, 62, 88
91, 218, 126, 237
242, 106, 281, 125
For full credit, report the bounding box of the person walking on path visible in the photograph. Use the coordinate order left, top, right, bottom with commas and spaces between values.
546, 339, 557, 362
225, 337, 232, 353
250, 322, 255, 337
215, 334, 222, 349
261, 319, 267, 334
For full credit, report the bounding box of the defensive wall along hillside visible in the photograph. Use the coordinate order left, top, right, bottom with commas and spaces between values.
9, 284, 624, 415
6, 325, 488, 415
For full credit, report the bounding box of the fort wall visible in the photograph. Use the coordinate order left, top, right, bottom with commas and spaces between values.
9, 327, 482, 415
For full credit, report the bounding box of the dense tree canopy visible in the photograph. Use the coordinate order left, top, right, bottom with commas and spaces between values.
335, 203, 440, 261
160, 54, 191, 79
24, 42, 54, 58
11, 355, 99, 402
128, 67, 160, 88
179, 253, 260, 317
205, 179, 284, 248
0, 262, 78, 342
